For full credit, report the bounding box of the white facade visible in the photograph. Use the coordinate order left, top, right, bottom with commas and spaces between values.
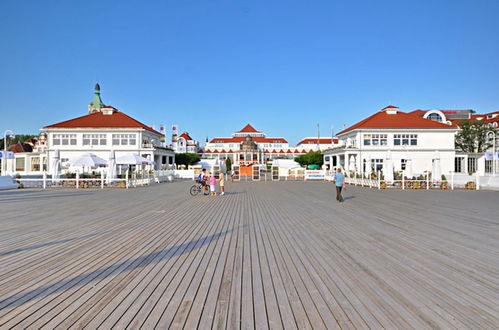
43, 127, 175, 173
175, 132, 200, 154
323, 106, 459, 179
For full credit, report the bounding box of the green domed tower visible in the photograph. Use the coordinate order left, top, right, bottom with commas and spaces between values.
88, 83, 105, 113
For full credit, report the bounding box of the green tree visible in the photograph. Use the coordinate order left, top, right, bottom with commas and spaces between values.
295, 151, 323, 167
455, 120, 493, 153
225, 157, 232, 172
174, 153, 201, 166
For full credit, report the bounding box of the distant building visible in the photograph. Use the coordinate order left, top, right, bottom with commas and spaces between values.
203, 124, 312, 163
295, 137, 339, 152
174, 131, 201, 154
204, 124, 311, 178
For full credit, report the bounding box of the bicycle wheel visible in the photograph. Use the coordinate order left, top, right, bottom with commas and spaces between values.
190, 185, 200, 196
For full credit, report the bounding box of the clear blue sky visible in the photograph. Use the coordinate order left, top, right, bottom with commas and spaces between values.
1, 0, 498, 145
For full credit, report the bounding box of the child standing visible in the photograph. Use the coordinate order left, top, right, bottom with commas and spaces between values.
209, 172, 217, 196
219, 171, 225, 195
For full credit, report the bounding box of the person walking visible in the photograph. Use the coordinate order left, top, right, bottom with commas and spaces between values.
219, 170, 225, 195
333, 168, 345, 202
209, 172, 217, 196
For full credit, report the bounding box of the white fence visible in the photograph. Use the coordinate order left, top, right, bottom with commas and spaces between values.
14, 170, 175, 190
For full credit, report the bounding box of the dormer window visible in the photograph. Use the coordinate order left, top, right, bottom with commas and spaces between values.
427, 113, 443, 122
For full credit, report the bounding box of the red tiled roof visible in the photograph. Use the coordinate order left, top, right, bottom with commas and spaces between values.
338, 107, 457, 135
408, 109, 426, 116
44, 111, 162, 135
470, 111, 499, 123
238, 124, 259, 133
179, 132, 193, 141
209, 137, 288, 143
296, 138, 338, 146
382, 105, 399, 110
8, 142, 33, 153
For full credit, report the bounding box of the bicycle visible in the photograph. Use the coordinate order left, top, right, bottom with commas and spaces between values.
190, 181, 210, 196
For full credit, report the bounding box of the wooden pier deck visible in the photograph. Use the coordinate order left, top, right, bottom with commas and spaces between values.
1, 181, 498, 329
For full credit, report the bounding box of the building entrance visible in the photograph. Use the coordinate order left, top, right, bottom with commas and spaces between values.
240, 165, 253, 178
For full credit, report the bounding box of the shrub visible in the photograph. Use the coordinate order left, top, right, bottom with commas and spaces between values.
465, 181, 476, 190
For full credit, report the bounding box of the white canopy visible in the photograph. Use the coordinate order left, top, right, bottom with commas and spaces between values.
51, 149, 61, 179
107, 151, 116, 183
271, 159, 300, 168
405, 156, 413, 179
432, 151, 441, 183
67, 153, 107, 167
196, 158, 219, 168
116, 153, 154, 165
384, 151, 394, 183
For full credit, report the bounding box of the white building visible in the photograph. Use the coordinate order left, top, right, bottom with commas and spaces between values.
204, 124, 301, 162
323, 105, 459, 179
175, 132, 200, 154
38, 84, 175, 174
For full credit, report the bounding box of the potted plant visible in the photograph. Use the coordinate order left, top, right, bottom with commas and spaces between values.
440, 181, 449, 190
465, 181, 476, 190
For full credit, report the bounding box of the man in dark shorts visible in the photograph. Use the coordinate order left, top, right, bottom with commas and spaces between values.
333, 168, 345, 202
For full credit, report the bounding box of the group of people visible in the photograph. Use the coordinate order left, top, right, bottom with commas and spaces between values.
197, 169, 225, 196
195, 167, 346, 202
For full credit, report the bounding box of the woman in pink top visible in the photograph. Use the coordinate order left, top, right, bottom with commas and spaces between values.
209, 172, 217, 196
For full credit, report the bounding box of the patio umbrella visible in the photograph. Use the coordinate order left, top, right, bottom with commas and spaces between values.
67, 153, 108, 167
116, 153, 154, 165
405, 154, 413, 179
384, 151, 394, 183
365, 155, 372, 177
51, 149, 61, 179
349, 155, 356, 173
432, 151, 441, 183
107, 150, 116, 183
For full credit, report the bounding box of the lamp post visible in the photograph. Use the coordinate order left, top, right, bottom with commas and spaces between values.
2, 130, 15, 175
487, 130, 496, 175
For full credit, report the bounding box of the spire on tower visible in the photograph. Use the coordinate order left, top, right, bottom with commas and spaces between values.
88, 83, 105, 114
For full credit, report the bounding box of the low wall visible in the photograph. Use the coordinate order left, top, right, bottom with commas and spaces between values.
0, 176, 18, 190
174, 170, 195, 180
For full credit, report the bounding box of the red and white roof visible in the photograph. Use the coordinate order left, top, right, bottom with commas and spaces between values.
209, 136, 288, 144
44, 111, 162, 135
296, 137, 339, 145
237, 124, 260, 133
338, 106, 457, 135
179, 132, 193, 141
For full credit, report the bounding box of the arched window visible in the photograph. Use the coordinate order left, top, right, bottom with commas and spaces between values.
427, 113, 443, 122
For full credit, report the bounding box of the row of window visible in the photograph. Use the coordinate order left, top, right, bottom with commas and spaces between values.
362, 134, 418, 146
53, 134, 137, 146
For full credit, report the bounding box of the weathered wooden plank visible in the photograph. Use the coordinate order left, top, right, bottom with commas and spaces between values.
0, 181, 498, 329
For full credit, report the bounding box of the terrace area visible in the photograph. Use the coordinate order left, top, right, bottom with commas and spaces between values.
1, 181, 498, 329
